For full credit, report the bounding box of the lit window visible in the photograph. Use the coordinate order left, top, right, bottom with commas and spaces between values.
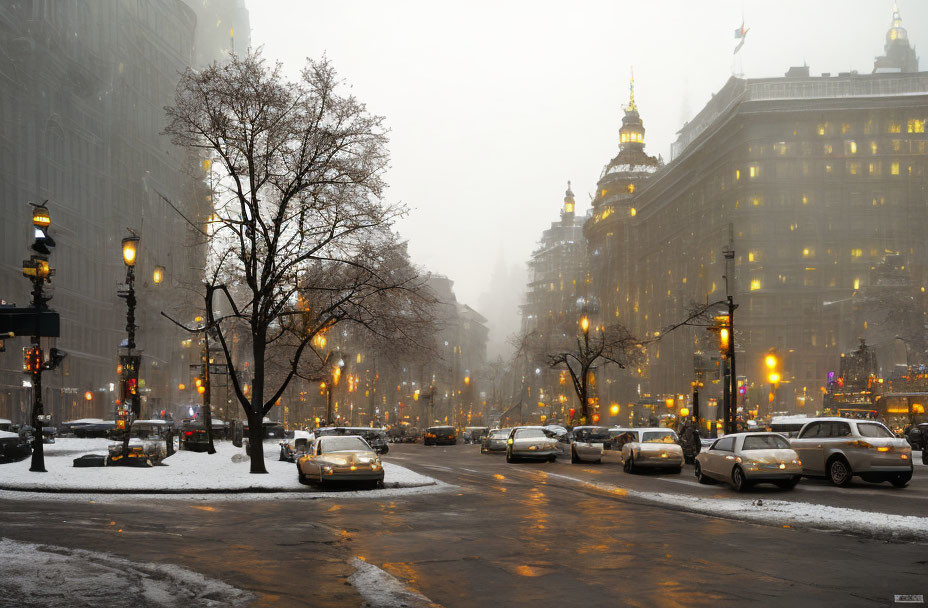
601, 189, 607, 197
824, 144, 833, 155
735, 169, 741, 180
849, 162, 860, 175
629, 207, 637, 217
869, 162, 879, 175
907, 119, 925, 134
789, 223, 798, 231
870, 142, 878, 154
626, 183, 635, 194
847, 141, 857, 154
802, 248, 813, 258
801, 195, 808, 205
817, 123, 826, 136
851, 248, 863, 258
853, 278, 861, 290
749, 165, 757, 178
750, 280, 761, 291
891, 161, 900, 175
841, 123, 851, 134
825, 164, 833, 174
889, 122, 901, 134
748, 252, 755, 262
752, 197, 761, 206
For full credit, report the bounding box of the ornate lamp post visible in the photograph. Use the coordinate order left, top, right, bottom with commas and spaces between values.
117, 234, 141, 455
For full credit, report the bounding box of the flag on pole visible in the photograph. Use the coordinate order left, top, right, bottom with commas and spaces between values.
734, 21, 749, 54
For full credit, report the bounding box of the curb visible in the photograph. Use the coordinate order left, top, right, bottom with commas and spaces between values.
0, 480, 437, 495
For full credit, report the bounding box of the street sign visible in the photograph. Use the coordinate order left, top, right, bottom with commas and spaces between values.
0, 308, 60, 337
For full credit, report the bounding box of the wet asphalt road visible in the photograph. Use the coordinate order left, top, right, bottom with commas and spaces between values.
0, 442, 926, 607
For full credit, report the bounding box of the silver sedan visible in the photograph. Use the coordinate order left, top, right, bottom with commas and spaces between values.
619, 428, 684, 473
506, 427, 559, 463
569, 426, 613, 464
695, 432, 802, 492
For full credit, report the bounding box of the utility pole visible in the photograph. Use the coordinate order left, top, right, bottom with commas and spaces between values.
200, 326, 216, 454
722, 223, 737, 434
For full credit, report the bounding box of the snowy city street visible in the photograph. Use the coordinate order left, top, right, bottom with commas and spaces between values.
4, 0, 928, 605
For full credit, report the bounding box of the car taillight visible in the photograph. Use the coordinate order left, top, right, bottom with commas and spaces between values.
185, 431, 193, 436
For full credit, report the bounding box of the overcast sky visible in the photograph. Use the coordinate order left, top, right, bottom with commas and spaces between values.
247, 0, 928, 310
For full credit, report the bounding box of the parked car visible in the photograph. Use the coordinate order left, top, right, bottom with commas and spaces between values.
18, 425, 57, 444
107, 420, 169, 466
279, 429, 314, 462
617, 428, 684, 474
505, 426, 559, 463
424, 426, 456, 446
569, 426, 612, 464
463, 426, 490, 445
296, 435, 384, 488
316, 427, 389, 455
695, 432, 802, 491
790, 418, 913, 487
0, 429, 31, 462
481, 428, 511, 454
179, 422, 212, 452
401, 426, 420, 443
62, 418, 115, 438
0, 419, 12, 433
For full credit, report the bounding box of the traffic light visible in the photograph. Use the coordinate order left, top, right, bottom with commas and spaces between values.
23, 346, 41, 373
765, 351, 780, 384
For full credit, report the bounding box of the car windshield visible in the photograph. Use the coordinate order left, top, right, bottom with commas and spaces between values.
320, 436, 369, 453
856, 423, 893, 438
642, 431, 677, 443
742, 435, 791, 450
515, 428, 546, 439
490, 430, 508, 439
430, 427, 453, 433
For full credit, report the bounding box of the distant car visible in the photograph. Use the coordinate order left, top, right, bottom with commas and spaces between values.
424, 426, 456, 446
107, 420, 169, 466
316, 427, 389, 455
481, 428, 511, 454
569, 426, 612, 464
463, 426, 490, 445
179, 423, 212, 453
505, 426, 559, 463
297, 435, 384, 488
695, 432, 802, 491
0, 419, 12, 433
618, 428, 684, 473
790, 418, 913, 487
0, 429, 31, 462
19, 425, 57, 444
279, 429, 314, 462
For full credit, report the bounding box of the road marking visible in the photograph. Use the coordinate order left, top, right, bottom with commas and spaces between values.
461, 468, 479, 473
420, 464, 453, 472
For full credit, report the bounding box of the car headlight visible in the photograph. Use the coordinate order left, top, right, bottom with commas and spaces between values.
323, 465, 334, 474
371, 461, 381, 470
792, 459, 801, 466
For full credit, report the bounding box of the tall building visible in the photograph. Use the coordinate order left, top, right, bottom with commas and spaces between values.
584, 10, 928, 417
873, 2, 918, 74
0, 1, 250, 424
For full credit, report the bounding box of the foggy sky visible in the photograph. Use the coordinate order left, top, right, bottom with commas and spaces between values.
247, 0, 928, 312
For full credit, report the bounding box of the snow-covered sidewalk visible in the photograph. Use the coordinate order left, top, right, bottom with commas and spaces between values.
0, 438, 438, 495
543, 472, 928, 542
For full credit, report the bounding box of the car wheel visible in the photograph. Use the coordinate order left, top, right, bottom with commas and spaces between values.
827, 456, 852, 487
548, 455, 557, 463
732, 466, 749, 492
297, 466, 307, 484
695, 461, 711, 484
624, 456, 635, 474
570, 447, 579, 464
890, 472, 912, 488
774, 475, 800, 490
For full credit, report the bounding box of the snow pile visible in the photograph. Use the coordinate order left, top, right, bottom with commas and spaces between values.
348, 557, 435, 608
0, 537, 251, 607
543, 472, 928, 541
0, 438, 437, 494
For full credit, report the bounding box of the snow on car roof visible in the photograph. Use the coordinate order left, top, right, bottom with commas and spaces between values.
0, 430, 19, 439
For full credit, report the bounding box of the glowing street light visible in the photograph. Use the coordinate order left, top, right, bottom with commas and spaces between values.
121, 235, 140, 267
580, 316, 590, 334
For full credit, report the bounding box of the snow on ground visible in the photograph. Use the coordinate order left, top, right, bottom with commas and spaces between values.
543, 471, 928, 542
0, 438, 441, 498
348, 557, 435, 608
0, 537, 251, 607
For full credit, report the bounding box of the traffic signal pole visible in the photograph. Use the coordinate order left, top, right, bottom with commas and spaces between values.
727, 295, 737, 434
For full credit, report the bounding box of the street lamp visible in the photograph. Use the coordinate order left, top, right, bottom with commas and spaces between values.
117, 232, 141, 458
580, 316, 590, 335
152, 265, 164, 285
121, 235, 139, 267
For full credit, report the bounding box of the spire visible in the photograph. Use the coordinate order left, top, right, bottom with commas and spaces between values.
626, 67, 637, 113
563, 180, 575, 216
874, 0, 918, 73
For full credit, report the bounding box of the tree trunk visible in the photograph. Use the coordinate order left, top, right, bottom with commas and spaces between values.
247, 409, 267, 474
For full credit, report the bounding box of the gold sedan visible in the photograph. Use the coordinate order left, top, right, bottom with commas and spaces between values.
297, 435, 384, 488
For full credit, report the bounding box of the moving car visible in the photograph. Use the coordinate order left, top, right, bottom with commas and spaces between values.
790, 418, 913, 487
616, 428, 684, 474
695, 432, 802, 491
463, 426, 490, 445
481, 428, 511, 454
424, 426, 456, 446
279, 429, 314, 462
296, 435, 384, 487
569, 426, 612, 464
179, 422, 212, 452
505, 426, 559, 463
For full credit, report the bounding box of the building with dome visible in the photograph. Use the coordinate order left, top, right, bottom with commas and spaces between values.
582, 6, 928, 420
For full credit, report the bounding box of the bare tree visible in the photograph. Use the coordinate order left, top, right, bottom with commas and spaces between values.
519, 319, 641, 423
164, 49, 429, 473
